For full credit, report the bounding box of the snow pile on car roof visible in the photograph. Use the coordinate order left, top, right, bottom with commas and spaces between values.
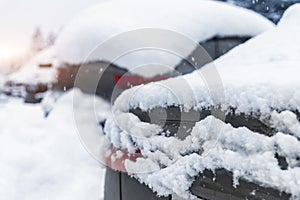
54, 0, 273, 73
103, 4, 300, 199
111, 3, 300, 115
7, 47, 59, 85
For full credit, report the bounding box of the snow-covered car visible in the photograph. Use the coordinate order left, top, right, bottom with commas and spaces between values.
52, 61, 172, 101
103, 4, 300, 200
3, 0, 272, 103
3, 47, 59, 103
53, 0, 273, 101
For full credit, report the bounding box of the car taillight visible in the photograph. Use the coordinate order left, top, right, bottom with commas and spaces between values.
105, 146, 142, 172
135, 149, 141, 154
114, 75, 122, 83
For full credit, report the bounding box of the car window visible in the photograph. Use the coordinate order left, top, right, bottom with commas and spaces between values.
175, 37, 250, 75
216, 37, 249, 57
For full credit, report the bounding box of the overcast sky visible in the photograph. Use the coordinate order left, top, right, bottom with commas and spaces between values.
0, 0, 105, 60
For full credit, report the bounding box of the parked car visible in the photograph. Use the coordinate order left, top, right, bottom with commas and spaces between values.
4, 0, 273, 103
52, 0, 273, 101
53, 61, 171, 101
3, 51, 171, 103
103, 4, 300, 200
3, 47, 58, 103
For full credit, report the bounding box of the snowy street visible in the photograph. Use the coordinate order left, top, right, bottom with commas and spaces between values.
0, 91, 108, 200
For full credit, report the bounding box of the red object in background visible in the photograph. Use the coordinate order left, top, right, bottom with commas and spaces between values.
114, 74, 170, 89
105, 146, 142, 172
114, 75, 122, 84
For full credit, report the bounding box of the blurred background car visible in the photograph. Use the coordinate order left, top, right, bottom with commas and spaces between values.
3, 47, 58, 103
2, 0, 273, 103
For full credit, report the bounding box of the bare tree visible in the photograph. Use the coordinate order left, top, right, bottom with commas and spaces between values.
31, 27, 45, 53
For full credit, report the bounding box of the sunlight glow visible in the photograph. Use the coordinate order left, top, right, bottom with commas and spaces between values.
0, 45, 29, 73
0, 47, 26, 61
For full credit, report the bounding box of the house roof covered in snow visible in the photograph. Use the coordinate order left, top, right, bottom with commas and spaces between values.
54, 0, 274, 75
7, 47, 58, 85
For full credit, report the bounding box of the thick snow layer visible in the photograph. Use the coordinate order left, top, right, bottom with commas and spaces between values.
278, 3, 300, 26
7, 47, 59, 85
0, 89, 109, 200
8, 67, 57, 85
105, 113, 300, 198
55, 0, 274, 74
125, 117, 300, 198
110, 4, 300, 115
104, 4, 300, 198
271, 110, 300, 140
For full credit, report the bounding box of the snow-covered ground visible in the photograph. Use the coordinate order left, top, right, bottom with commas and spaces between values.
104, 4, 300, 199
0, 89, 110, 200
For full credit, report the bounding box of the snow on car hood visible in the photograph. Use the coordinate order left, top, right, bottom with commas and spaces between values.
103, 4, 300, 199
54, 0, 273, 77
